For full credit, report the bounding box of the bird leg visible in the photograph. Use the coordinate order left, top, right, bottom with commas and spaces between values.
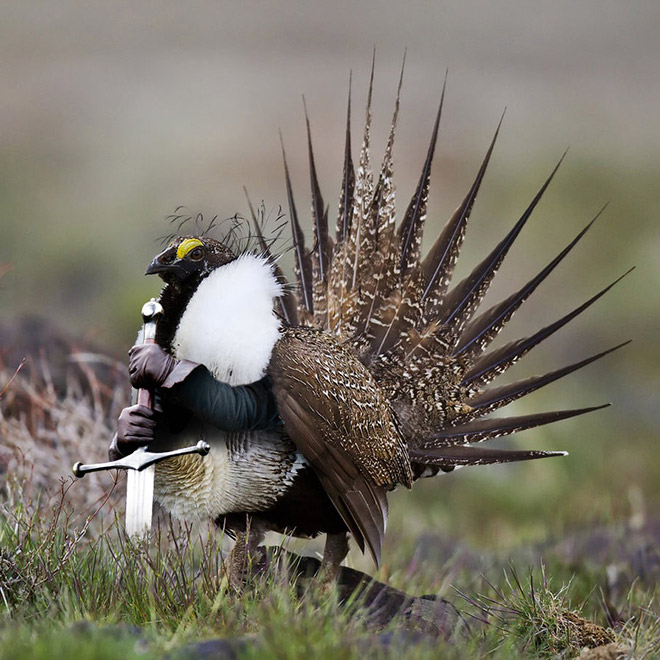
224, 516, 266, 590
318, 531, 350, 584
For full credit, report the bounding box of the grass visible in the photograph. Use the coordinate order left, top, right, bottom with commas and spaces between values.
0, 338, 658, 658
0, 483, 382, 658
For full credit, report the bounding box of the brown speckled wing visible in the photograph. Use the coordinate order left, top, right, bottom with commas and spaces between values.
268, 327, 413, 565
274, 391, 387, 564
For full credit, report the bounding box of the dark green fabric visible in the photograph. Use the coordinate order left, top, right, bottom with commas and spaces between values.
164, 366, 281, 432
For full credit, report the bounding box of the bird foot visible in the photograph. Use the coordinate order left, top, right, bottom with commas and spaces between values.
221, 544, 267, 593
315, 531, 349, 587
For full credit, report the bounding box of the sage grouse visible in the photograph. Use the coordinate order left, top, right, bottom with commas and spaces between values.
136, 74, 627, 579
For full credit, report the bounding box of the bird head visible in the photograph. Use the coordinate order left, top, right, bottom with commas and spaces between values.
146, 236, 236, 286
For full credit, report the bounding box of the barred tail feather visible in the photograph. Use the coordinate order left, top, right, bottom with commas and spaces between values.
356, 81, 446, 359
467, 341, 630, 416
453, 208, 604, 361
398, 74, 446, 279
281, 137, 314, 319
303, 103, 333, 328
410, 446, 567, 474
353, 62, 404, 332
304, 101, 330, 283
326, 58, 376, 338
422, 405, 609, 447
433, 153, 566, 342
335, 74, 355, 245
420, 113, 504, 308
462, 269, 634, 388
346, 57, 376, 292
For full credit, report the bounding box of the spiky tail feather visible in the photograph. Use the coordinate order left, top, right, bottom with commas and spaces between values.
281, 69, 627, 478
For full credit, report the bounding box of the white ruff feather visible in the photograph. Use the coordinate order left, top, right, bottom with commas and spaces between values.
172, 253, 282, 385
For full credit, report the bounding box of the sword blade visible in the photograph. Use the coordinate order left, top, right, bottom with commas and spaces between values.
125, 448, 154, 538
124, 299, 163, 539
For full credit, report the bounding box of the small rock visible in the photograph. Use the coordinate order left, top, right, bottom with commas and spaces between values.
575, 642, 627, 660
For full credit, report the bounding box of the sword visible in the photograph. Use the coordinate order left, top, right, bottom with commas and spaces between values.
72, 298, 210, 538
125, 298, 161, 538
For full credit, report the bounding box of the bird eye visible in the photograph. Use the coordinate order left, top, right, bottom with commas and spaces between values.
190, 247, 203, 260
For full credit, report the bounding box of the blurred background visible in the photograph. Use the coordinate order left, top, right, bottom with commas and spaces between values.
1, 1, 658, 556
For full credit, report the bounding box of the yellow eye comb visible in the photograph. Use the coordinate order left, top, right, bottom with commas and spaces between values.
176, 238, 203, 259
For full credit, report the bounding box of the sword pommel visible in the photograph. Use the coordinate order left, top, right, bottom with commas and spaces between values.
141, 299, 164, 343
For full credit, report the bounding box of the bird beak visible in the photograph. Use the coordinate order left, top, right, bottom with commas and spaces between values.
145, 245, 184, 279
145, 257, 173, 277
145, 244, 202, 282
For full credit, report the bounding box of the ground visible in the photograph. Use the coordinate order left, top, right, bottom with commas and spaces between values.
0, 328, 657, 658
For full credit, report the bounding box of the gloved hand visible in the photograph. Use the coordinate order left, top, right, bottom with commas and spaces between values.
109, 404, 158, 460
128, 343, 178, 389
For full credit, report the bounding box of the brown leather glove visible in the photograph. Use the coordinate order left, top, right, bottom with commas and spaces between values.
128, 343, 178, 389
109, 404, 158, 460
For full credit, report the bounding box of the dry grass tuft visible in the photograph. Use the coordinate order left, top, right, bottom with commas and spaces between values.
464, 565, 619, 658
1, 317, 127, 525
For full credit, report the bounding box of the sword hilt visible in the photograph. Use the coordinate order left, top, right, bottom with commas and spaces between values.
72, 440, 211, 478
137, 298, 164, 409
71, 296, 200, 480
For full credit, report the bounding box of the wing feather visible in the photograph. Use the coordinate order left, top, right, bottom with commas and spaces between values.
272, 372, 388, 564
268, 327, 412, 565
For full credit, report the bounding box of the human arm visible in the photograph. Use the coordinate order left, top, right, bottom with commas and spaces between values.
128, 343, 281, 432
164, 367, 281, 433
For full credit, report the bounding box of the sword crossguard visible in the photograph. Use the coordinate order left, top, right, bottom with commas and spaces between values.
72, 440, 211, 478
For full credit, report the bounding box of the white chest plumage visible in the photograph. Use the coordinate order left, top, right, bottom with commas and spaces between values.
155, 253, 306, 519
171, 253, 283, 385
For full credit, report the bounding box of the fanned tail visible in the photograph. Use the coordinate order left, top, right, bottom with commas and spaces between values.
278, 68, 627, 485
